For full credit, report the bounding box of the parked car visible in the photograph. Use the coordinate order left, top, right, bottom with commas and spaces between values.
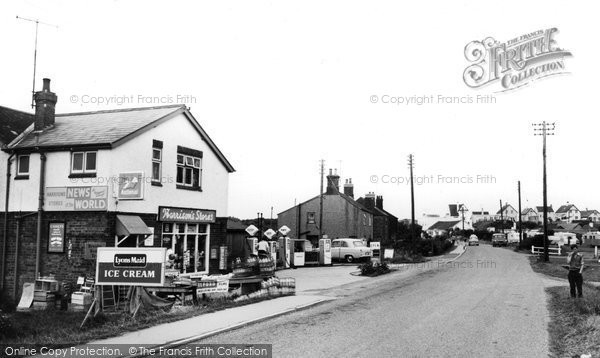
492, 233, 508, 247
468, 235, 479, 246
331, 238, 372, 263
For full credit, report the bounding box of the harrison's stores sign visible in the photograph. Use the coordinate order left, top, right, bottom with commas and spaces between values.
96, 248, 166, 286
158, 206, 216, 223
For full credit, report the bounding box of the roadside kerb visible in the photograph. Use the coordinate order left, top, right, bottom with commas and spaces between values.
119, 296, 335, 358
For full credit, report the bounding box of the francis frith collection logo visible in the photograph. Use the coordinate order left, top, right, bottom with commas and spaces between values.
463, 28, 572, 91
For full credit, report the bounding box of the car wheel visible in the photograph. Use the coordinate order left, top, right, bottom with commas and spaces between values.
345, 255, 354, 263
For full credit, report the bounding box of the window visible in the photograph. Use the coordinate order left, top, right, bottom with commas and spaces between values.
17, 155, 30, 176
307, 212, 316, 224
152, 140, 163, 184
331, 241, 341, 248
71, 151, 97, 174
176, 146, 203, 190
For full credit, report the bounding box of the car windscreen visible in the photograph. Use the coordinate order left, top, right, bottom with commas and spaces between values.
353, 241, 366, 247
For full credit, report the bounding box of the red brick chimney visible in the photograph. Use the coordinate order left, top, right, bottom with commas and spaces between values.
34, 78, 57, 131
343, 178, 354, 198
325, 168, 340, 195
363, 192, 376, 209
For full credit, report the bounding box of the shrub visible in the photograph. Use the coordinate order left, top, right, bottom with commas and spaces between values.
358, 261, 390, 276
0, 309, 15, 339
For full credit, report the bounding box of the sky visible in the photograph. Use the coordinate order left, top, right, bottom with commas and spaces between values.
0, 0, 598, 221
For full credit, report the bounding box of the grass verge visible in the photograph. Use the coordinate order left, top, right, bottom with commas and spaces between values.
528, 256, 600, 282
0, 296, 279, 348
546, 285, 600, 357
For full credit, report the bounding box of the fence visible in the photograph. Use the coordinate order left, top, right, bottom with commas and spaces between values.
531, 245, 561, 256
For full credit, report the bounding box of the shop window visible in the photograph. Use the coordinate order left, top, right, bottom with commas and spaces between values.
16, 154, 30, 179
176, 146, 203, 190
307, 212, 316, 224
70, 151, 97, 176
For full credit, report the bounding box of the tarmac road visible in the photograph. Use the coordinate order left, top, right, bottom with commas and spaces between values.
194, 245, 550, 357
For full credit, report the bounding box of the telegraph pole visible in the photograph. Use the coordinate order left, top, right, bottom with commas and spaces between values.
518, 181, 523, 247
533, 122, 555, 262
459, 204, 467, 231
499, 200, 504, 234
408, 154, 416, 247
319, 159, 325, 240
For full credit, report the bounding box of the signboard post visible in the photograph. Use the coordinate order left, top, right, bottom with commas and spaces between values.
96, 247, 166, 287
245, 225, 259, 237
264, 228, 276, 240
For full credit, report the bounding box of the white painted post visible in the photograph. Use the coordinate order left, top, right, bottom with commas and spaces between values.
595, 246, 598, 258
558, 246, 561, 255
531, 245, 535, 254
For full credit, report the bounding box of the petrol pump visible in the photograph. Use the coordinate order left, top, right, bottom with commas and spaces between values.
247, 238, 258, 256
278, 236, 291, 269
268, 241, 278, 263
319, 238, 332, 265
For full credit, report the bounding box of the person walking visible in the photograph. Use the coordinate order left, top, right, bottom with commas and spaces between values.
566, 244, 584, 298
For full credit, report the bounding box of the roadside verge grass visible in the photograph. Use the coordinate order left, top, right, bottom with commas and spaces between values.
546, 285, 600, 357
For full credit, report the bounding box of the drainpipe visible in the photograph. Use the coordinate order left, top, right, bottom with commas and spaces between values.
35, 153, 46, 279
1, 153, 15, 290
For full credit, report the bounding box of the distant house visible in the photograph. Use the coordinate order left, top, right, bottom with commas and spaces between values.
356, 192, 398, 246
556, 204, 581, 223
427, 220, 461, 237
278, 170, 373, 247
497, 203, 519, 222
535, 205, 556, 222
521, 208, 538, 223
471, 211, 492, 223
580, 209, 600, 222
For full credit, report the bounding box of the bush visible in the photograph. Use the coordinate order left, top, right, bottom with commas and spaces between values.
0, 309, 15, 339
358, 261, 390, 276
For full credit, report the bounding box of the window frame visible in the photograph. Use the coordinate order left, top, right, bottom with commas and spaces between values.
151, 147, 162, 183
70, 151, 97, 175
16, 154, 30, 176
176, 153, 203, 190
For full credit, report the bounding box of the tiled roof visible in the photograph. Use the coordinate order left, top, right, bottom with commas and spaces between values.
536, 206, 554, 213
7, 104, 235, 172
556, 204, 578, 213
428, 220, 460, 231
496, 204, 515, 215
11, 105, 183, 148
580, 210, 599, 218
0, 106, 35, 145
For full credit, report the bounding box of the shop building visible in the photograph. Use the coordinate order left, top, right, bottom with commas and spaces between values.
1, 79, 235, 300
277, 170, 373, 246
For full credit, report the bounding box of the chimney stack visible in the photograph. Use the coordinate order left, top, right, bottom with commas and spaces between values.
376, 195, 383, 210
325, 168, 340, 195
363, 192, 376, 209
343, 178, 354, 198
34, 78, 57, 131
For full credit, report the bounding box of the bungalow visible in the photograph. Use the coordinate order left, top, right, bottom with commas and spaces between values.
427, 220, 461, 238
580, 209, 600, 222
520, 208, 538, 223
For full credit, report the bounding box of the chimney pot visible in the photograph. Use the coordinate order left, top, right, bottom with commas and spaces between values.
34, 78, 57, 131
43, 78, 51, 92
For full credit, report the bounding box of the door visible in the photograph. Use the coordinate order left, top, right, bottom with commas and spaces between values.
331, 240, 341, 259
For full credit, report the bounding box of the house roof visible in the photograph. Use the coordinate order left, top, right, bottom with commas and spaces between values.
0, 106, 35, 145
521, 208, 536, 215
580, 210, 599, 218
6, 104, 234, 172
497, 204, 516, 215
536, 205, 554, 213
556, 204, 579, 214
428, 220, 460, 231
226, 217, 247, 231
278, 190, 371, 216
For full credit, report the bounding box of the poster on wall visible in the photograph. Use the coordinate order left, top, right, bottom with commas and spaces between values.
45, 186, 108, 211
48, 222, 65, 253
117, 172, 144, 200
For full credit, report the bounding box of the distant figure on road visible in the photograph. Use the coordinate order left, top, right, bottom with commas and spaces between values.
566, 244, 584, 298
257, 239, 270, 257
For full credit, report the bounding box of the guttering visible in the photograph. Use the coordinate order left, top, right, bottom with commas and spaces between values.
1, 152, 15, 290
35, 152, 46, 279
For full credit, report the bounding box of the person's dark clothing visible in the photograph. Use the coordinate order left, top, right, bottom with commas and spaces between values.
568, 270, 583, 298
